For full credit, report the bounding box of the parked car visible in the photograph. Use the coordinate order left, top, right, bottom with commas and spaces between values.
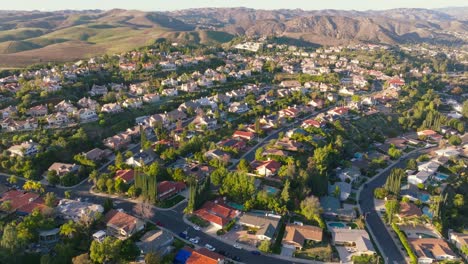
179, 231, 188, 239
189, 237, 199, 244
233, 243, 242, 249
205, 244, 216, 251
250, 250, 261, 255
193, 225, 201, 231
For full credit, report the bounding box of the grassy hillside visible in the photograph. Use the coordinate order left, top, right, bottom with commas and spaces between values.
0, 10, 234, 67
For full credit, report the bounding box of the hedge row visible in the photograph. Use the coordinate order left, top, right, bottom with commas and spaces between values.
391, 223, 418, 264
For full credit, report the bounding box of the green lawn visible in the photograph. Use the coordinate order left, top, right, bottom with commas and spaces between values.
158, 195, 185, 208
187, 214, 210, 228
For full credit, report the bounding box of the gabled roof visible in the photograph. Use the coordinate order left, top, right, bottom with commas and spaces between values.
115, 169, 135, 183
409, 238, 457, 259
187, 248, 224, 264
193, 199, 238, 227
283, 224, 323, 247
105, 209, 141, 234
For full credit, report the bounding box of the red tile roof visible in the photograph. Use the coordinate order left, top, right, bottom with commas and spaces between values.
115, 169, 135, 183
187, 248, 224, 264
104, 209, 140, 233
0, 190, 44, 213
157, 181, 186, 200
302, 119, 323, 128
193, 199, 238, 227
232, 130, 255, 140
252, 160, 282, 173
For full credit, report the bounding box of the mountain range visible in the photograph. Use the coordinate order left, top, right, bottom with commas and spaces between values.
0, 7, 466, 67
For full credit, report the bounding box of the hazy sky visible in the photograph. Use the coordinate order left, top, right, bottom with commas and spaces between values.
2, 0, 466, 11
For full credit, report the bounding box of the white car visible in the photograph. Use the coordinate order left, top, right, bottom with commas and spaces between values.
233, 243, 242, 249
189, 237, 199, 244
193, 225, 201, 231
205, 244, 216, 251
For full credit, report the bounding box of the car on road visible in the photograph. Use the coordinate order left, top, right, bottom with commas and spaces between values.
193, 225, 201, 231
156, 221, 164, 227
179, 231, 188, 239
233, 256, 241, 261
250, 250, 261, 255
233, 243, 242, 249
205, 244, 215, 251
189, 237, 199, 244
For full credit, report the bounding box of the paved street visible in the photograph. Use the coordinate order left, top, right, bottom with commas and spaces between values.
359, 150, 429, 264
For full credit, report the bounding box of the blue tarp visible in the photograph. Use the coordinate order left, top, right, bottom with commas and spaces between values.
174, 249, 192, 264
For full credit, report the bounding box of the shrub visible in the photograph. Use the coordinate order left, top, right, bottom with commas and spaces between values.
392, 223, 417, 264
374, 187, 388, 199
216, 229, 226, 236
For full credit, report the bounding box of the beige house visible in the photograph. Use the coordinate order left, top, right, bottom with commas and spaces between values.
104, 209, 145, 240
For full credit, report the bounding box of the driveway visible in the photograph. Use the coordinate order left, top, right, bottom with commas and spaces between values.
280, 246, 295, 257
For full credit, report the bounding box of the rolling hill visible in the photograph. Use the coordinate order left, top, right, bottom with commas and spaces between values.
0, 7, 466, 67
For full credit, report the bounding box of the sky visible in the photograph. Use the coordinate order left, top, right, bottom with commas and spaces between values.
1, 0, 466, 11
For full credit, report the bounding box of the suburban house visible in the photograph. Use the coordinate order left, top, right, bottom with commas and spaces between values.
320, 196, 357, 221
8, 140, 40, 157
250, 159, 282, 177
115, 169, 135, 184
136, 229, 174, 256
184, 248, 225, 264
448, 231, 468, 260
408, 238, 459, 263
157, 181, 186, 201
0, 190, 47, 215
143, 93, 160, 103
193, 199, 239, 229
328, 182, 351, 201
77, 97, 99, 110
301, 119, 325, 129
397, 202, 423, 220
337, 166, 361, 183
89, 84, 108, 96
103, 133, 131, 150
54, 100, 76, 113
228, 102, 249, 114
104, 209, 145, 240
1, 117, 38, 132
101, 103, 123, 114
331, 229, 375, 255
56, 199, 104, 222
75, 108, 98, 122
274, 137, 303, 152
26, 105, 48, 116
279, 107, 300, 119
282, 224, 323, 250
328, 107, 349, 117
46, 112, 70, 126
217, 138, 246, 151
48, 162, 80, 176
232, 130, 255, 141
83, 148, 111, 162
204, 149, 232, 163
238, 213, 281, 241
125, 151, 155, 167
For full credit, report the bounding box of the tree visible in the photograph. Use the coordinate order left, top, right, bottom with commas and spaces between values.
1, 223, 20, 254
120, 239, 140, 261
1, 201, 12, 211
103, 198, 113, 213
385, 199, 400, 224
115, 152, 124, 170
60, 220, 77, 238
140, 126, 151, 150
172, 168, 186, 182
406, 159, 417, 171
64, 190, 72, 199
385, 168, 405, 196
23, 180, 44, 193
106, 178, 114, 194
44, 192, 57, 207
7, 175, 18, 185
46, 170, 60, 186
144, 252, 161, 264
258, 240, 271, 253
237, 159, 250, 172
211, 167, 228, 186
90, 237, 121, 264
300, 196, 321, 221
374, 187, 388, 199
72, 253, 92, 264
463, 100, 468, 118
448, 135, 461, 146
255, 147, 264, 161
453, 194, 464, 208
388, 145, 402, 160
281, 179, 290, 202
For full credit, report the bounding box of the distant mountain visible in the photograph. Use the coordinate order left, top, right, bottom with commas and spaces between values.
0, 7, 466, 67
168, 7, 467, 46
